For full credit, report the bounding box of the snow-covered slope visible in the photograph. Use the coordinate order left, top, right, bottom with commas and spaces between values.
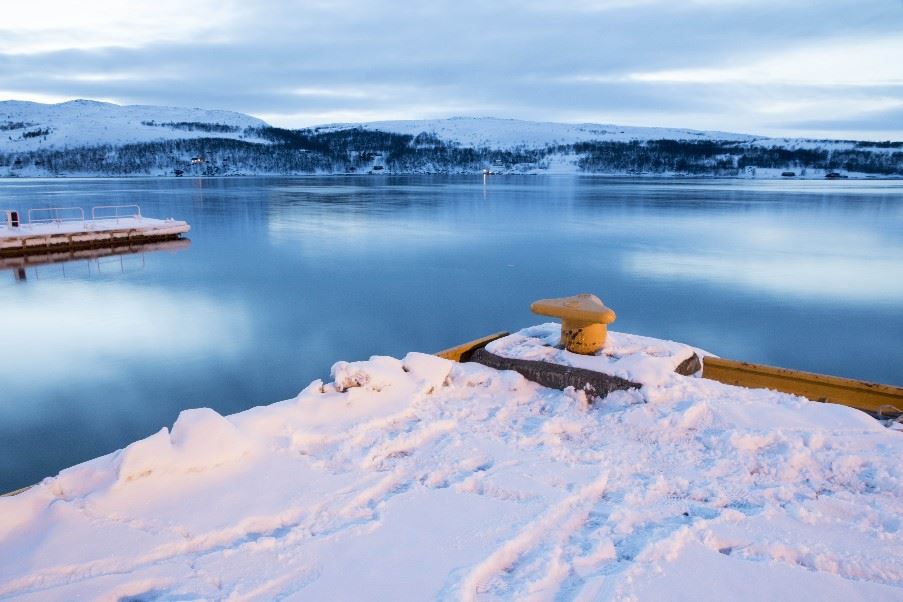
1, 325, 901, 599
0, 99, 269, 152
316, 116, 760, 149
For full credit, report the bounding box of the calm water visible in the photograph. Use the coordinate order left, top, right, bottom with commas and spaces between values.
1, 176, 902, 491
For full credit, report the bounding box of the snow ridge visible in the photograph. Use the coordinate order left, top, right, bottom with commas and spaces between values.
0, 99, 268, 152
314, 116, 760, 149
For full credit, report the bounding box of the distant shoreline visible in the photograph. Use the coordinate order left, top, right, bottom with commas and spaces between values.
2, 173, 901, 180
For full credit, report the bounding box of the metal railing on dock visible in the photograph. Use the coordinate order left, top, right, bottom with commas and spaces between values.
91, 204, 142, 222
27, 206, 85, 225
16, 205, 143, 227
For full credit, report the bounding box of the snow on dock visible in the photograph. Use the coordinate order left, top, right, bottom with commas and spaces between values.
1, 326, 901, 600
1, 205, 190, 256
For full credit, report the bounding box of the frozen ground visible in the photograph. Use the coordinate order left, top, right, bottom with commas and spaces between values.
1, 326, 901, 600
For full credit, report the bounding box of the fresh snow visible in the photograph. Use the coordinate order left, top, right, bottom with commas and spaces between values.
315, 116, 759, 149
1, 325, 901, 600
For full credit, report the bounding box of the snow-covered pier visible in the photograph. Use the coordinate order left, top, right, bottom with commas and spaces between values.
2, 294, 902, 599
0, 205, 190, 256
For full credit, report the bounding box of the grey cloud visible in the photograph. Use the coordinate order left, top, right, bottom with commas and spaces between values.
779, 105, 903, 132
0, 0, 901, 137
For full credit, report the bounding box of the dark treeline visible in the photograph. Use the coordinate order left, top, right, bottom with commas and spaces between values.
575, 140, 903, 175
141, 121, 242, 133
1, 138, 332, 175
2, 126, 902, 176
1, 121, 35, 131
21, 128, 51, 139
855, 141, 903, 149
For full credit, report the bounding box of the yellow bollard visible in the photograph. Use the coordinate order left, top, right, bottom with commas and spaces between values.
531, 293, 616, 355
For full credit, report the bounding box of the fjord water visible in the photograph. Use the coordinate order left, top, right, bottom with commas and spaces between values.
1, 176, 901, 492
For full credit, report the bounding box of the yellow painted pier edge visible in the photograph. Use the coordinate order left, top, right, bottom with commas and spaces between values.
435, 332, 509, 362
702, 356, 903, 417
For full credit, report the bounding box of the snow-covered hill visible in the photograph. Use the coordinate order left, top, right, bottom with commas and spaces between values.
0, 99, 269, 152
3, 102, 761, 154
0, 100, 899, 177
315, 116, 760, 149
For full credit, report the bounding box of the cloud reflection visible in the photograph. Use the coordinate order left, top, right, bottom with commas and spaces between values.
622, 215, 903, 304
625, 251, 903, 303
0, 282, 251, 397
265, 196, 475, 250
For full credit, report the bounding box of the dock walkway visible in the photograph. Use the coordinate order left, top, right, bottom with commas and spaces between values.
1, 205, 190, 256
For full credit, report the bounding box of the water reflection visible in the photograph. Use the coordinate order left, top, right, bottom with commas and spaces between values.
625, 252, 903, 303
616, 214, 903, 303
2, 238, 191, 282
0, 176, 901, 492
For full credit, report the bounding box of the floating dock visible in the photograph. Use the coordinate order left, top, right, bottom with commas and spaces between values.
1, 205, 190, 257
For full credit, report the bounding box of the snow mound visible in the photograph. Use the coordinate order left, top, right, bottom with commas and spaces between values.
1, 329, 901, 600
118, 408, 255, 483
332, 355, 408, 392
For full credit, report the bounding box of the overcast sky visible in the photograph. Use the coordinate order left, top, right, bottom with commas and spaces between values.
1, 0, 901, 139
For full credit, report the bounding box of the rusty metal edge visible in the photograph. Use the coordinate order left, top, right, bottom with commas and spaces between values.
1, 485, 33, 498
